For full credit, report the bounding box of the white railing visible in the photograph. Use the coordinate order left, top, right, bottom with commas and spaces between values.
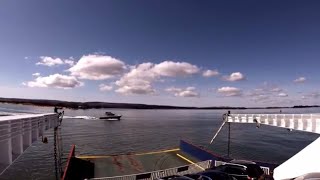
0, 113, 59, 175
227, 114, 320, 134
87, 160, 212, 180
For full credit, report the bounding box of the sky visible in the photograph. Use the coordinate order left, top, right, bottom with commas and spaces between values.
0, 0, 319, 107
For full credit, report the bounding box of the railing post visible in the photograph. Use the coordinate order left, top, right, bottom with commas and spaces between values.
0, 121, 12, 166
32, 118, 39, 142
23, 118, 32, 149
11, 119, 23, 156
227, 122, 231, 158
39, 116, 45, 137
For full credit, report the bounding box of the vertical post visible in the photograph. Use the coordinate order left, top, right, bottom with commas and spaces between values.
11, 119, 23, 157
39, 117, 45, 137
23, 118, 32, 150
0, 121, 12, 165
32, 118, 39, 142
227, 122, 231, 158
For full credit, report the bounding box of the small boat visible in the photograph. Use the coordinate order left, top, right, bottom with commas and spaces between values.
99, 112, 121, 120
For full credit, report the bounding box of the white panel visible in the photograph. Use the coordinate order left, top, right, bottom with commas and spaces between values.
241, 116, 247, 123
306, 119, 312, 132
289, 119, 294, 129
235, 116, 240, 122
298, 119, 303, 131
280, 119, 285, 127
273, 118, 277, 126
274, 137, 320, 180
316, 119, 320, 134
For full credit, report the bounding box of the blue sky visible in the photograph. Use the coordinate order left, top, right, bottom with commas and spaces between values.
0, 0, 319, 107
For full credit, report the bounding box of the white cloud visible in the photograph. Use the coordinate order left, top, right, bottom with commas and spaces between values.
223, 72, 246, 82
294, 77, 306, 83
69, 54, 126, 80
36, 56, 64, 66
217, 87, 242, 97
99, 84, 113, 91
32, 72, 40, 77
248, 89, 268, 96
152, 61, 199, 77
302, 92, 320, 99
115, 84, 155, 95
253, 95, 270, 102
115, 63, 156, 95
278, 93, 288, 97
64, 59, 74, 66
202, 69, 219, 77
166, 86, 199, 97
115, 61, 199, 95
270, 88, 283, 92
247, 88, 271, 102
23, 74, 83, 89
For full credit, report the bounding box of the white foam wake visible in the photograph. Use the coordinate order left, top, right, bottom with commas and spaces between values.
64, 116, 98, 120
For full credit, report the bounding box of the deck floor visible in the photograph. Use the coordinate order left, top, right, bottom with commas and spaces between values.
77, 149, 200, 178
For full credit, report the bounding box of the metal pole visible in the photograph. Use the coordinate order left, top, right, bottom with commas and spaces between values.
227, 122, 231, 158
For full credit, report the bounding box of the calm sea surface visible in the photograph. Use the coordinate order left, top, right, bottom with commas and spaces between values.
0, 103, 319, 180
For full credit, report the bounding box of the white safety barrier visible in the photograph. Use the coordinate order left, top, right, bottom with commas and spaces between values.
227, 114, 320, 134
0, 113, 59, 175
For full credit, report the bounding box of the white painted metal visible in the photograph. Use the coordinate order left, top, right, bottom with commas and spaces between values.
0, 113, 59, 175
227, 113, 320, 179
0, 121, 12, 165
273, 136, 320, 180
227, 114, 320, 134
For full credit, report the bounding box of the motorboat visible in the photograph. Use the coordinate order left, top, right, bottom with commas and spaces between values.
99, 112, 121, 120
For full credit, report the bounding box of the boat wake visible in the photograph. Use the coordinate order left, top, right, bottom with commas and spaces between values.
64, 116, 98, 120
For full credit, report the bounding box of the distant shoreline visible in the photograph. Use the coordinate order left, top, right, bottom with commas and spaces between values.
0, 97, 319, 110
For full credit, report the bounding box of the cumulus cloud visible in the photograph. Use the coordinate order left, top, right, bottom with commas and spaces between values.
69, 54, 126, 80
99, 84, 113, 91
217, 87, 242, 97
202, 69, 219, 77
223, 72, 246, 82
253, 95, 270, 102
36, 56, 65, 66
247, 88, 271, 102
166, 86, 199, 97
23, 74, 83, 89
248, 89, 267, 96
152, 61, 199, 77
294, 77, 306, 83
249, 83, 283, 97
115, 63, 156, 95
115, 61, 199, 95
278, 93, 288, 97
270, 88, 283, 92
301, 92, 320, 99
64, 60, 74, 66
32, 72, 41, 77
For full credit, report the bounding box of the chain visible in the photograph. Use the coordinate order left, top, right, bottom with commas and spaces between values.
57, 127, 63, 176
54, 127, 58, 180
54, 111, 64, 180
